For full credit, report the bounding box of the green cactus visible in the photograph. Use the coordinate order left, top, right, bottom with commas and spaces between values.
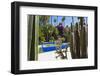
28, 15, 36, 60
70, 23, 76, 59
74, 23, 80, 58
79, 17, 87, 58
81, 27, 87, 58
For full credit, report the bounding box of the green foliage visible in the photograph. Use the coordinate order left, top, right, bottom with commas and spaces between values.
39, 26, 45, 44
39, 23, 59, 43
49, 36, 55, 42
54, 27, 59, 35
61, 37, 65, 42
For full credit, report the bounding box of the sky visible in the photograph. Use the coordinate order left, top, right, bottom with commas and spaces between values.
49, 16, 88, 27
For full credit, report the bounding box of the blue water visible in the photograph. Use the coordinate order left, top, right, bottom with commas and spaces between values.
41, 42, 69, 52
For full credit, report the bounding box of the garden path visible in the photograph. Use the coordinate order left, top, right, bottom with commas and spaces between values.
38, 47, 72, 61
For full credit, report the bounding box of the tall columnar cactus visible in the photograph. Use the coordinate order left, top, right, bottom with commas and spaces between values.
79, 17, 83, 58
28, 15, 36, 60
79, 17, 87, 58
70, 23, 76, 59
28, 15, 33, 60
81, 27, 87, 58
74, 23, 80, 58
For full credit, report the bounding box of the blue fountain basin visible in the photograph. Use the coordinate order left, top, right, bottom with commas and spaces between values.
41, 42, 69, 52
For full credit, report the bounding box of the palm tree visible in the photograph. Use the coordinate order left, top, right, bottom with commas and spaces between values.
39, 16, 50, 26
50, 16, 53, 25
62, 16, 65, 26
54, 16, 58, 26
54, 17, 57, 26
